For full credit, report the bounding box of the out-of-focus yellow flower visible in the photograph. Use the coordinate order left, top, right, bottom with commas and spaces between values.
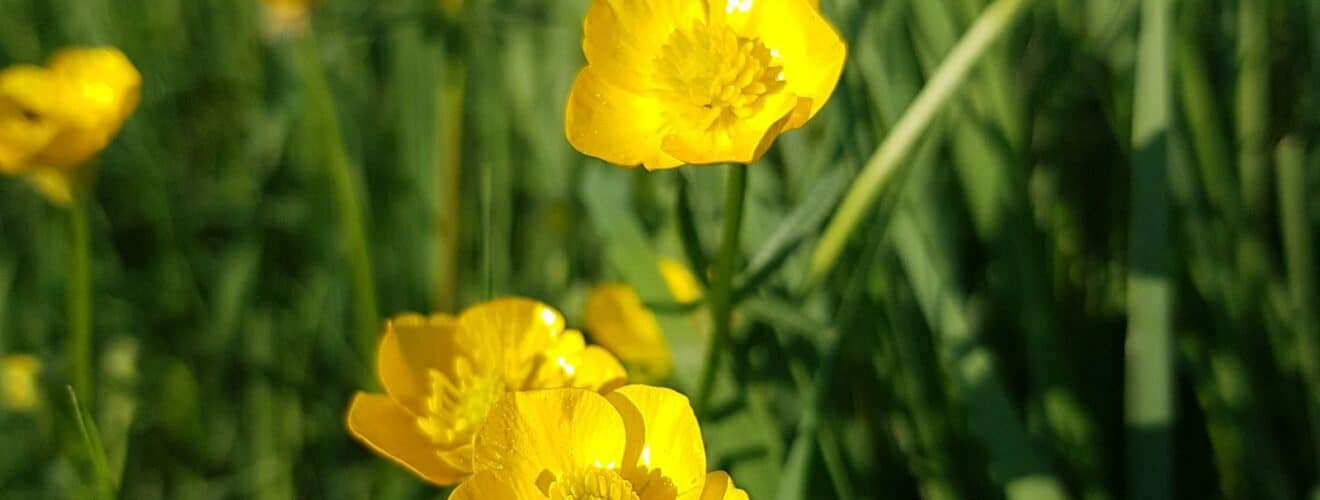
587, 284, 672, 381
346, 298, 628, 486
261, 0, 314, 36
566, 0, 846, 169
450, 386, 748, 500
586, 258, 705, 381
658, 257, 703, 303
2, 354, 42, 412
0, 47, 140, 204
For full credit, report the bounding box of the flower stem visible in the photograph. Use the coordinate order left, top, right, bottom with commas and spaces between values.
808, 0, 1032, 285
67, 198, 93, 405
694, 164, 748, 416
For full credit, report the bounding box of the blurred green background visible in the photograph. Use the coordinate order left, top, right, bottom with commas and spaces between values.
1, 0, 1318, 498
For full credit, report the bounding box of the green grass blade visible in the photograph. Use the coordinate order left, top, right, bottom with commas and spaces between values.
808, 0, 1034, 285
1276, 137, 1320, 477
68, 386, 115, 500
1235, 0, 1270, 218
1126, 0, 1174, 497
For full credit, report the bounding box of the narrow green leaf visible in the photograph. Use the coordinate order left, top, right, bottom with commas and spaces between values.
1126, 0, 1174, 497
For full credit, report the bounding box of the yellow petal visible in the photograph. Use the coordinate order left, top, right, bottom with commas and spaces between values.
568, 346, 630, 392
660, 93, 801, 165
449, 471, 519, 500
723, 0, 846, 129
376, 313, 460, 412
345, 393, 466, 486
658, 258, 703, 303
585, 284, 672, 378
457, 297, 568, 379
582, 0, 707, 95
48, 48, 141, 125
700, 471, 750, 500
565, 68, 681, 170
23, 168, 76, 206
472, 389, 628, 497
0, 66, 65, 173
605, 385, 707, 496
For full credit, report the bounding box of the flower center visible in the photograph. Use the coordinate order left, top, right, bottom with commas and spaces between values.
415, 359, 506, 449
548, 467, 641, 500
653, 21, 785, 131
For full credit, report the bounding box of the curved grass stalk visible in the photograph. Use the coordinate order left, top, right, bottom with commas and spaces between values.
808, 0, 1033, 285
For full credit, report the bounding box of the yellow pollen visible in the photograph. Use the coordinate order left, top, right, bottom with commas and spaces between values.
654, 21, 785, 131
415, 361, 506, 448
547, 467, 641, 500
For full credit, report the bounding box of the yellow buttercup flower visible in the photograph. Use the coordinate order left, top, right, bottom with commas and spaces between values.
450, 386, 748, 500
0, 47, 140, 203
2, 354, 42, 412
566, 0, 846, 169
346, 298, 628, 485
586, 258, 705, 381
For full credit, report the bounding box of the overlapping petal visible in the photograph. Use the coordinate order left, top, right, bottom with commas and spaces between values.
471, 389, 629, 497
376, 313, 460, 412
453, 386, 746, 500
606, 385, 708, 497
345, 393, 466, 485
565, 68, 682, 170
700, 471, 750, 500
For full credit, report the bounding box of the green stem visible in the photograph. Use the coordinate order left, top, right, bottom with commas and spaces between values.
694, 164, 748, 416
294, 34, 380, 371
1126, 0, 1173, 497
808, 0, 1032, 284
67, 198, 93, 406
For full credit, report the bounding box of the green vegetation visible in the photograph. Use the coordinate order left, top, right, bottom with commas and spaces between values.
1, 0, 1317, 498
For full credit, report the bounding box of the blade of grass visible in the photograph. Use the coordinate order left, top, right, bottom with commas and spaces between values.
1235, 0, 1270, 219
292, 33, 380, 376
1126, 0, 1173, 497
736, 168, 848, 300
808, 0, 1034, 284
1276, 137, 1320, 480
68, 386, 115, 500
890, 210, 1070, 500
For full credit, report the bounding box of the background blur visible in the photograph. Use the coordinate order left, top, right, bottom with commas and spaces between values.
1, 0, 1318, 499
